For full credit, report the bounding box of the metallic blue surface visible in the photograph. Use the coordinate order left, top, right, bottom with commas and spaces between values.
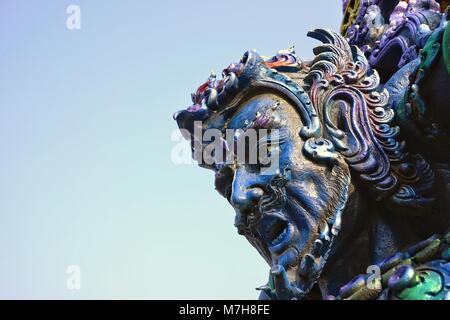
174, 2, 450, 300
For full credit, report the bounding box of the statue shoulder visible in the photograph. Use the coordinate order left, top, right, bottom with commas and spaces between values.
335, 230, 450, 300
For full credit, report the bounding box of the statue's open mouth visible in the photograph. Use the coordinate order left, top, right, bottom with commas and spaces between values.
261, 216, 294, 254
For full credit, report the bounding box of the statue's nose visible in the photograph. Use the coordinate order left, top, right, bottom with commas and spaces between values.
231, 187, 264, 211
232, 186, 264, 235
230, 170, 265, 211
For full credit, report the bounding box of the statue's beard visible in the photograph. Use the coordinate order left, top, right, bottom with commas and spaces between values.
243, 164, 350, 296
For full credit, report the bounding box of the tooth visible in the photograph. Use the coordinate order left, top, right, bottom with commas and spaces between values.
319, 222, 330, 242
331, 212, 342, 236
225, 72, 238, 92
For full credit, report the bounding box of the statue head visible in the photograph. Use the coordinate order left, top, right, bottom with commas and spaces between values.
174, 29, 434, 298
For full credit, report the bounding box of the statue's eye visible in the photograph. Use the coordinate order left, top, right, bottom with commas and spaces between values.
244, 133, 282, 173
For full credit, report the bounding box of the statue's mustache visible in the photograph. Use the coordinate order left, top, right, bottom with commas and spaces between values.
239, 170, 291, 234
258, 172, 289, 213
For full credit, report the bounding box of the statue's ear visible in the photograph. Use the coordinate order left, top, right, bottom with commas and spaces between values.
303, 29, 396, 196
316, 86, 398, 200
321, 92, 369, 157
299, 91, 375, 172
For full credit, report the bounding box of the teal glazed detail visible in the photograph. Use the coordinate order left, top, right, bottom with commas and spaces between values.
392, 262, 450, 300
333, 231, 450, 300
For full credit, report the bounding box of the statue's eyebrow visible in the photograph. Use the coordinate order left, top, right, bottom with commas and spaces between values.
232, 128, 285, 155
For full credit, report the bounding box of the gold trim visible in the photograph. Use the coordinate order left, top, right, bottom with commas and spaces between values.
340, 0, 362, 36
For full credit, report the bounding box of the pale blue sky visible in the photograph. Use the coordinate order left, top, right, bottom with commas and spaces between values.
0, 0, 341, 299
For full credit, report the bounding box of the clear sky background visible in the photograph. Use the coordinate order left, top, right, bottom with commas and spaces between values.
0, 0, 341, 299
